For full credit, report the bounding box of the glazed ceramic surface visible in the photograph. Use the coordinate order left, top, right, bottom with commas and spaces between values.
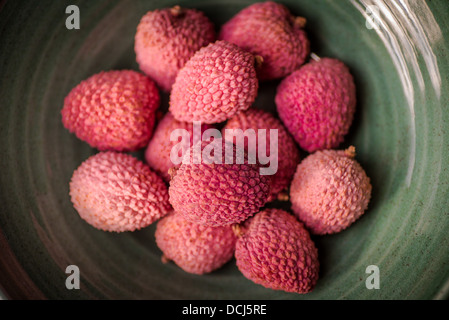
1, 0, 449, 299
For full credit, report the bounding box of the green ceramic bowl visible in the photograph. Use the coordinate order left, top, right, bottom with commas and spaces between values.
1, 0, 449, 300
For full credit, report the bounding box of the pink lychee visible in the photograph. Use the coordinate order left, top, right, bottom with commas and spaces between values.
69, 152, 171, 232
275, 57, 356, 153
289, 147, 372, 235
234, 208, 319, 294
223, 108, 300, 201
155, 212, 237, 275
144, 112, 212, 182
62, 70, 160, 152
134, 6, 216, 92
168, 138, 270, 227
169, 40, 259, 124
219, 1, 310, 80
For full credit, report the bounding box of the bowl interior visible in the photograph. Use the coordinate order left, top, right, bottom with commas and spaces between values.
1, 0, 449, 299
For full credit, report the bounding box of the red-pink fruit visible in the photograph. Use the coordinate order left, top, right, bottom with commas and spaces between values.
290, 147, 372, 235
134, 6, 216, 92
275, 58, 356, 153
223, 108, 300, 201
235, 208, 319, 294
168, 139, 270, 227
155, 212, 237, 274
169, 40, 259, 124
145, 112, 212, 182
62, 70, 160, 152
69, 152, 171, 232
219, 1, 309, 80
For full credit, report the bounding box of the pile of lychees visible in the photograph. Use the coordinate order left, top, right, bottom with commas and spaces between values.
62, 2, 371, 294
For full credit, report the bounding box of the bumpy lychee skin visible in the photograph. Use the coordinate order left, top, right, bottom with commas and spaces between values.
155, 212, 237, 275
145, 112, 212, 182
235, 209, 319, 294
69, 152, 172, 232
275, 58, 356, 153
169, 139, 270, 227
219, 1, 310, 80
290, 147, 372, 235
62, 70, 160, 152
223, 108, 300, 201
135, 6, 216, 92
169, 40, 259, 124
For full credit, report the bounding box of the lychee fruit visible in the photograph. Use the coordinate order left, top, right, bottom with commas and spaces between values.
168, 138, 270, 227
145, 112, 212, 182
134, 6, 216, 92
275, 57, 356, 153
62, 70, 160, 152
234, 208, 319, 294
219, 1, 310, 80
169, 40, 259, 124
289, 147, 372, 235
69, 152, 171, 232
155, 212, 237, 275
223, 108, 300, 201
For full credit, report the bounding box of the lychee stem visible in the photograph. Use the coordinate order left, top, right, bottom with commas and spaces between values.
170, 5, 183, 16
294, 16, 307, 28
161, 254, 170, 264
344, 146, 356, 159
277, 192, 289, 201
232, 224, 244, 237
310, 52, 321, 62
168, 167, 178, 180
254, 55, 264, 69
